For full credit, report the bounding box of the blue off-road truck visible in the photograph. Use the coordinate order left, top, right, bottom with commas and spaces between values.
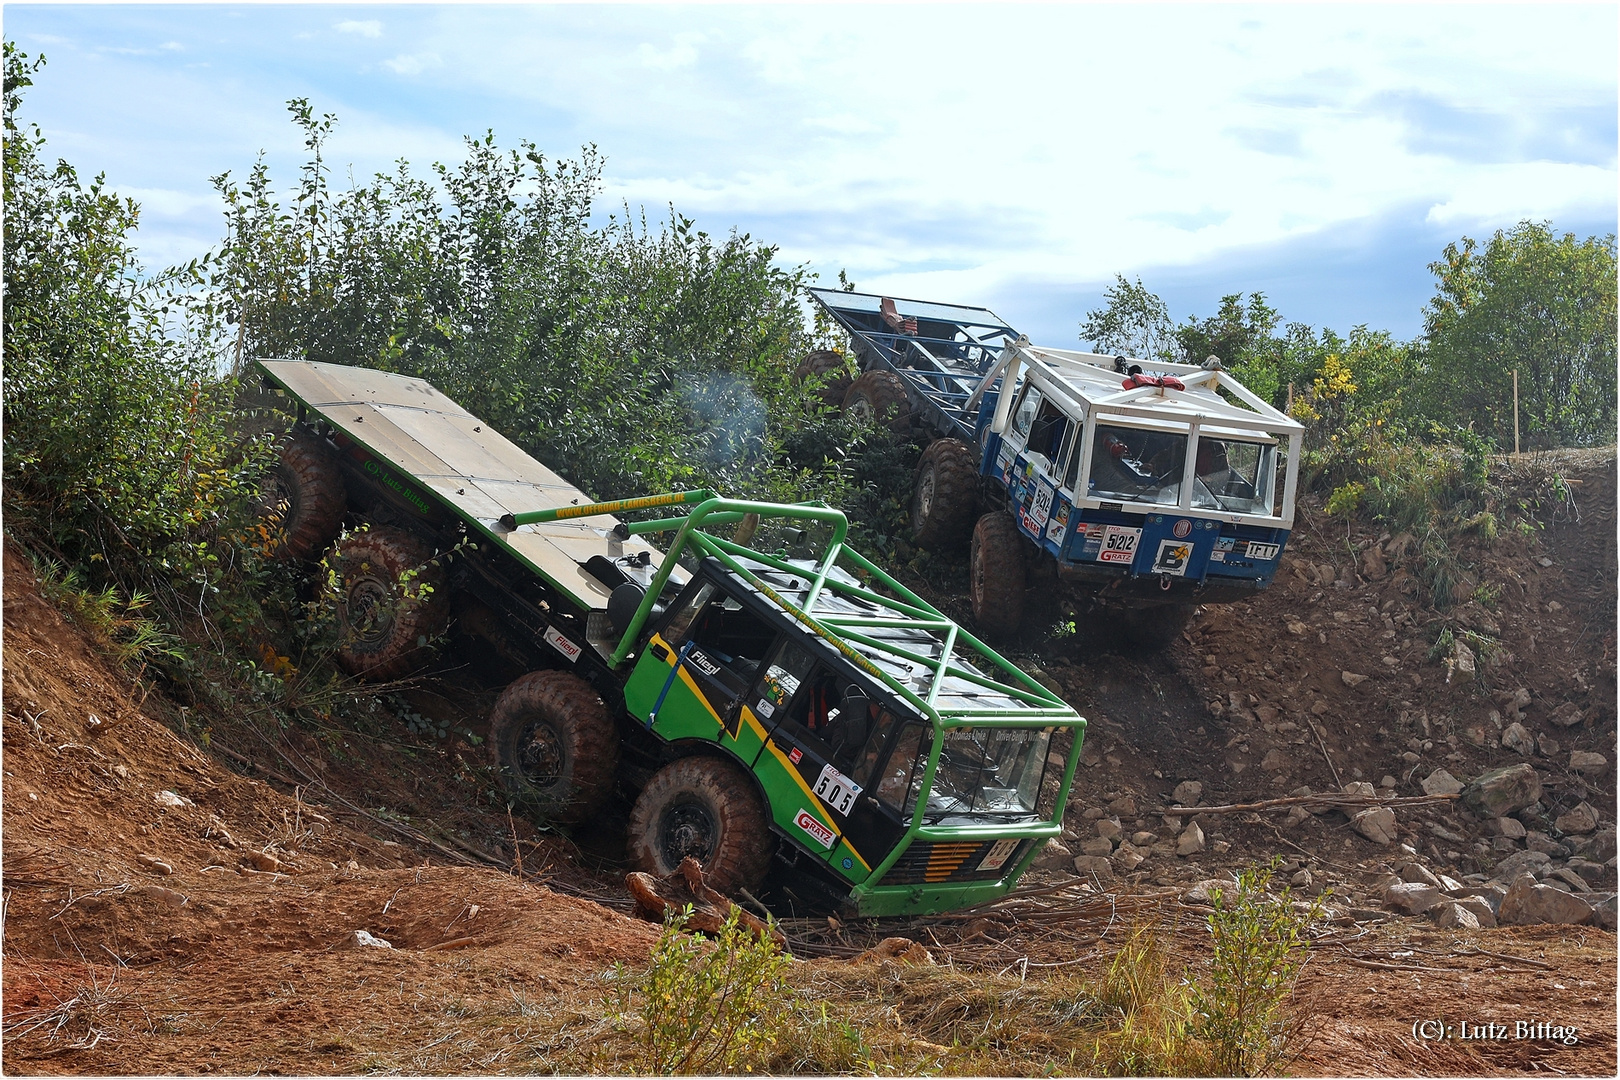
807, 288, 1304, 648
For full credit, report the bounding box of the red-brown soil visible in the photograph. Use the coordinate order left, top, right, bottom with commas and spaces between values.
3, 449, 1614, 1075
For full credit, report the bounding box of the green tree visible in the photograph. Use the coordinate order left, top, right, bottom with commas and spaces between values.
1079, 274, 1177, 360
1420, 222, 1617, 449
211, 105, 840, 505
3, 44, 261, 606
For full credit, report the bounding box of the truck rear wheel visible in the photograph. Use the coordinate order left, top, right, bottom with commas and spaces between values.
794, 349, 853, 411
911, 438, 979, 551
628, 755, 775, 895
970, 511, 1027, 638
330, 527, 449, 680
1118, 604, 1195, 652
489, 670, 619, 825
263, 428, 345, 561
842, 370, 911, 434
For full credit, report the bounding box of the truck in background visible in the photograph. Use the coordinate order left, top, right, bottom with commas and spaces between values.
806, 288, 1304, 648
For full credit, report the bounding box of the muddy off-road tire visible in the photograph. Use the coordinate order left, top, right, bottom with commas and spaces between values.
842, 370, 911, 434
263, 429, 345, 561
330, 527, 449, 680
911, 438, 979, 552
1118, 603, 1195, 652
489, 670, 619, 825
970, 511, 1027, 639
628, 756, 775, 894
794, 349, 854, 411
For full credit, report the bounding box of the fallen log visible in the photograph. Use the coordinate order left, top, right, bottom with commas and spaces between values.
625, 857, 786, 947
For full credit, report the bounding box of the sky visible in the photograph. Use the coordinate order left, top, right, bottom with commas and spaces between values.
5, 3, 1616, 346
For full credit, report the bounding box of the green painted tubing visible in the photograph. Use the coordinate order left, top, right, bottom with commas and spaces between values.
626, 510, 748, 535
867, 725, 948, 884
838, 544, 1058, 705
609, 497, 850, 667
499, 488, 715, 529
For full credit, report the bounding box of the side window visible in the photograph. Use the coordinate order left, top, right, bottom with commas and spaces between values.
659, 582, 716, 645
1010, 386, 1043, 440
661, 580, 774, 683
1063, 425, 1084, 490
754, 640, 817, 724
1027, 400, 1068, 463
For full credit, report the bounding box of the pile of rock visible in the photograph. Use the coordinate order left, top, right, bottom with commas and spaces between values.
1376, 762, 1616, 928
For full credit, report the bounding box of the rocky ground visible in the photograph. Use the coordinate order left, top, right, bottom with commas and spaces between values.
2, 448, 1614, 1075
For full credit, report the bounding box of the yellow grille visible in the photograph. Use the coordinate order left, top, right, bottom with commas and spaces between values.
924, 842, 982, 882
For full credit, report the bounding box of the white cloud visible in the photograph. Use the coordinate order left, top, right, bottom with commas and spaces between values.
159, 41, 183, 52
383, 53, 441, 77
337, 20, 382, 39
637, 32, 702, 71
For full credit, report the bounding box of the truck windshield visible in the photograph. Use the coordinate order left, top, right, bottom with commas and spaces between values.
1191, 437, 1277, 516
1088, 424, 1186, 507
876, 724, 1051, 819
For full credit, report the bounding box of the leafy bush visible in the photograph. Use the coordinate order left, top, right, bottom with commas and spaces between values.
3, 45, 272, 622
210, 104, 848, 511
611, 904, 793, 1074
1189, 861, 1323, 1077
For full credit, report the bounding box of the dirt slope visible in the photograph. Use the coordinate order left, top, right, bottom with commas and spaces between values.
2, 449, 1614, 1075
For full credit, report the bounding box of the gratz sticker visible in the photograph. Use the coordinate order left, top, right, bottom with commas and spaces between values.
813, 764, 862, 817
544, 626, 581, 663
977, 837, 1020, 873
1098, 526, 1141, 564
1152, 539, 1192, 576
1245, 541, 1281, 560
794, 808, 836, 850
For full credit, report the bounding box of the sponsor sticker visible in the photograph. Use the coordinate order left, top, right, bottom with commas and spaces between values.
755, 698, 776, 719
794, 808, 836, 850
1030, 481, 1055, 530
1172, 518, 1192, 538
1245, 541, 1281, 560
1098, 526, 1141, 564
996, 442, 1015, 483
787, 746, 802, 764
686, 649, 721, 676
813, 763, 862, 816
977, 837, 1021, 873
1152, 539, 1192, 576
1045, 503, 1069, 545
543, 626, 582, 663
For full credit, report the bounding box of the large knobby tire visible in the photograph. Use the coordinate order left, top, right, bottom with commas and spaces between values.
842, 369, 911, 434
1118, 604, 1196, 652
263, 429, 345, 561
970, 511, 1027, 639
330, 527, 449, 680
794, 349, 854, 411
489, 670, 620, 825
628, 756, 775, 895
911, 438, 980, 552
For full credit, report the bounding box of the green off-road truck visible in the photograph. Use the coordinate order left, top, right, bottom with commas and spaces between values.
256, 359, 1086, 916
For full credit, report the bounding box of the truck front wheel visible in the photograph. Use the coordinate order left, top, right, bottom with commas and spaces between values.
911, 438, 979, 551
330, 527, 449, 680
628, 756, 775, 895
970, 511, 1027, 638
489, 670, 620, 825
263, 428, 345, 561
1118, 604, 1195, 652
842, 370, 911, 434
